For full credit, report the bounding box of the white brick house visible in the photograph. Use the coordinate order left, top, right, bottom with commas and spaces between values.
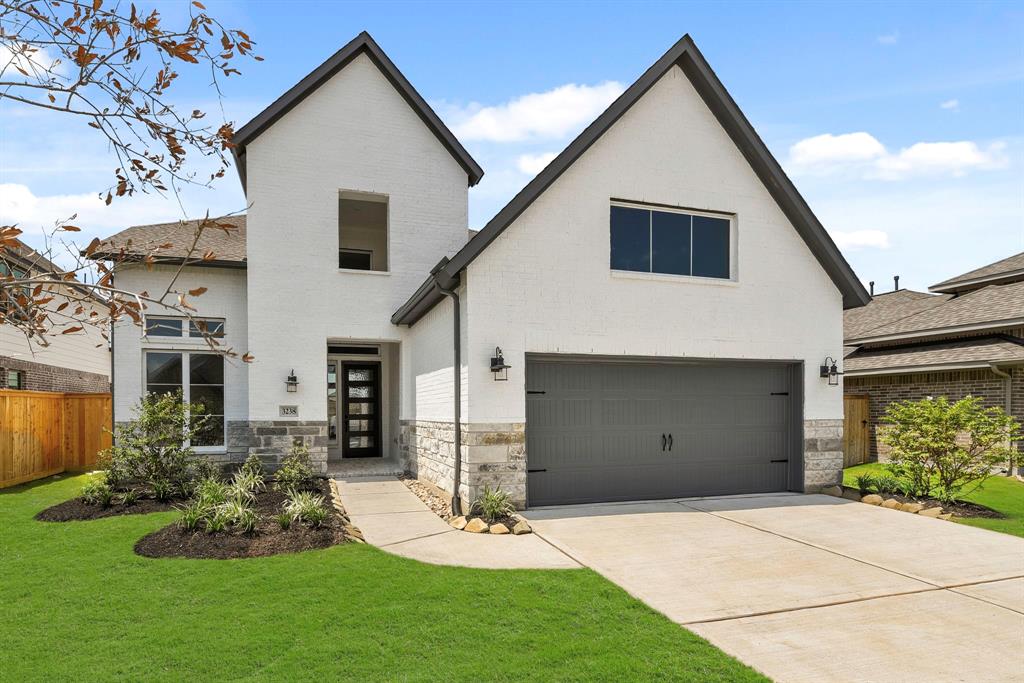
96, 32, 868, 509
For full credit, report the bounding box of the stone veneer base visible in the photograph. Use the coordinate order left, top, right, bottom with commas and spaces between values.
803, 418, 844, 491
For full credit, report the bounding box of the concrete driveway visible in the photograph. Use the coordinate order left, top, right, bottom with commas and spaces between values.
525, 493, 1024, 683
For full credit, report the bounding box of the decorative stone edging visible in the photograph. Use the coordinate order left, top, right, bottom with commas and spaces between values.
399, 475, 532, 536
327, 479, 366, 543
821, 485, 954, 521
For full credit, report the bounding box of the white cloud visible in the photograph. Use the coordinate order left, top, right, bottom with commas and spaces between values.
829, 229, 890, 250
448, 81, 624, 143
788, 132, 1008, 180
940, 98, 960, 111
0, 41, 66, 79
789, 132, 887, 166
870, 141, 1007, 180
516, 152, 557, 175
877, 31, 899, 45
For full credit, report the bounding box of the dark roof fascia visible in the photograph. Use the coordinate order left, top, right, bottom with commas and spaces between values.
231, 31, 483, 191
392, 34, 869, 326
87, 253, 247, 270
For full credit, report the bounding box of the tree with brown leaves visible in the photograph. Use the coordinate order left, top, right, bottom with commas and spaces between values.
0, 0, 258, 359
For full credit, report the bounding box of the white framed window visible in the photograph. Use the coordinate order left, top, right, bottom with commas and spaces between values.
610, 201, 733, 280
338, 190, 389, 272
144, 350, 225, 450
145, 316, 225, 339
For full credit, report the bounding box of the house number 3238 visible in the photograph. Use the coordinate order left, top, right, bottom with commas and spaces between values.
279, 405, 299, 417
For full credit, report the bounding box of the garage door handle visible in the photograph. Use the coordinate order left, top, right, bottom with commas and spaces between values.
662, 433, 667, 451
527, 468, 547, 473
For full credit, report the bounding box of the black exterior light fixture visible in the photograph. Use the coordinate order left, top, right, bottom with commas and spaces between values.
490, 347, 510, 381
819, 357, 843, 386
285, 370, 299, 392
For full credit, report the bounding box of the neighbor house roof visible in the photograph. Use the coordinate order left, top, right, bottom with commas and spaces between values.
844, 336, 1024, 375
929, 251, 1024, 295
231, 31, 483, 190
846, 281, 1024, 343
842, 289, 952, 339
91, 215, 247, 268
393, 34, 870, 325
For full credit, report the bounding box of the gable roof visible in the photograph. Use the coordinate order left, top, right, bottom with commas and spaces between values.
90, 215, 247, 268
393, 34, 870, 325
929, 251, 1024, 294
846, 281, 1024, 343
843, 289, 952, 340
231, 31, 482, 190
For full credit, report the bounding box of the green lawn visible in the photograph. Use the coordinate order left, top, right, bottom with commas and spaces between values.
0, 475, 765, 682
843, 462, 1024, 538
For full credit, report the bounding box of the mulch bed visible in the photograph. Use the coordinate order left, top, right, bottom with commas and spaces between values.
135, 480, 349, 560
35, 494, 178, 522
399, 475, 523, 532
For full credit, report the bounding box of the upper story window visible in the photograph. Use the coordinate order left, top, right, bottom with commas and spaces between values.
610, 202, 732, 279
339, 191, 388, 272
146, 316, 225, 339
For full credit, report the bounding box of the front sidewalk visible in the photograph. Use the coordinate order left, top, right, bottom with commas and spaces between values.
333, 476, 579, 569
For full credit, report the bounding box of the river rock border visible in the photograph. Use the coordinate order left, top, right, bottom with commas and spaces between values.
399, 475, 532, 536
821, 485, 955, 520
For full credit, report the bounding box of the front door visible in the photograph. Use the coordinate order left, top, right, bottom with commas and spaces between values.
341, 361, 382, 458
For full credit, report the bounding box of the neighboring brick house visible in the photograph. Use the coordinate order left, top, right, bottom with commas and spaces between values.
0, 240, 111, 393
93, 32, 870, 509
844, 253, 1024, 466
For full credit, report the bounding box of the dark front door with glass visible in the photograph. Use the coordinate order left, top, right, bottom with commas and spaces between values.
342, 362, 381, 458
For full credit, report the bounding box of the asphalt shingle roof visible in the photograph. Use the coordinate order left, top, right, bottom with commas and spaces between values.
844, 336, 1024, 373
842, 289, 952, 340
94, 215, 246, 264
930, 251, 1024, 293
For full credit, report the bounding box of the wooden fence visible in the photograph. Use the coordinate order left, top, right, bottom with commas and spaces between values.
0, 390, 112, 489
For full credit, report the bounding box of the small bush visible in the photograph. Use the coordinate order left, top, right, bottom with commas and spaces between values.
205, 507, 230, 533
150, 478, 175, 502
240, 453, 265, 479
854, 474, 878, 494
231, 468, 265, 498
119, 489, 140, 506
194, 477, 228, 506
218, 499, 258, 533
472, 485, 515, 523
274, 444, 315, 491
275, 511, 293, 530
177, 500, 208, 531
284, 490, 328, 527
874, 474, 901, 495
81, 478, 113, 507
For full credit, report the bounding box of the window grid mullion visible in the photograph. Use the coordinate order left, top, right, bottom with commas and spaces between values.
648, 210, 653, 274
689, 215, 694, 276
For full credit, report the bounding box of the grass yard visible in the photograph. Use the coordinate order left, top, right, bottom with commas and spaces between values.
843, 462, 1024, 538
0, 475, 765, 682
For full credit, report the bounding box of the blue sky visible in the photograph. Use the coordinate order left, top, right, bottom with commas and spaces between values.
1, 0, 1021, 292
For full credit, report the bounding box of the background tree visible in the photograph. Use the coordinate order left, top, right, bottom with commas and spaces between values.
0, 0, 258, 356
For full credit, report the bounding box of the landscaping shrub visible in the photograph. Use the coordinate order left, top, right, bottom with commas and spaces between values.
472, 485, 515, 523
854, 474, 878, 494
274, 444, 315, 491
873, 474, 901, 495
240, 453, 265, 479
284, 490, 328, 528
882, 396, 1020, 501
80, 477, 114, 507
177, 500, 208, 531
99, 391, 212, 497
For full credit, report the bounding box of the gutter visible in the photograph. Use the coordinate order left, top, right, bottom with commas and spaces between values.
427, 258, 464, 516
988, 363, 1016, 477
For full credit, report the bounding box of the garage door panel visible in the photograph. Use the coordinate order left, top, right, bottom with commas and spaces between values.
527, 359, 798, 506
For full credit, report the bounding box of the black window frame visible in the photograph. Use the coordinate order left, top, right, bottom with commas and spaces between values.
143, 350, 225, 449
610, 202, 733, 280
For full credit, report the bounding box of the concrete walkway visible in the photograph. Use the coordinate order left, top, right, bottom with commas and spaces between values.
333, 476, 579, 570
525, 493, 1024, 683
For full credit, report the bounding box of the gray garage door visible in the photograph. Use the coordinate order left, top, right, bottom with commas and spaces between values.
526, 358, 799, 506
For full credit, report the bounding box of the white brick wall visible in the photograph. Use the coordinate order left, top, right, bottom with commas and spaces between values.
244, 52, 469, 421
112, 264, 249, 425
462, 65, 845, 423
400, 289, 467, 421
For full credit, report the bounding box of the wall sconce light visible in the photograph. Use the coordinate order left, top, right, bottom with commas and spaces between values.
285, 370, 299, 392
819, 357, 842, 386
490, 347, 510, 381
